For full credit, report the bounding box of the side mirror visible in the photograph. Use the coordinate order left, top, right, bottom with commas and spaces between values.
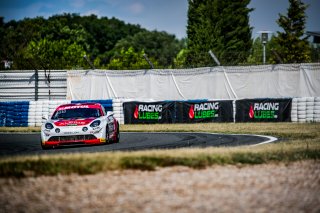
42, 115, 48, 121
106, 111, 114, 117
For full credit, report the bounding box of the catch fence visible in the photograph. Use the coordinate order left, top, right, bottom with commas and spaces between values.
0, 70, 66, 101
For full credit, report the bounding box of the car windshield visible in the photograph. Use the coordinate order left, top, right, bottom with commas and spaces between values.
51, 108, 101, 119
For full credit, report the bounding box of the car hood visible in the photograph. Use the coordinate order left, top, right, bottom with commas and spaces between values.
52, 118, 96, 127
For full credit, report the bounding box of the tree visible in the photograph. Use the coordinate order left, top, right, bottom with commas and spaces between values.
112, 31, 184, 68
0, 17, 5, 69
174, 49, 189, 68
1, 17, 46, 69
108, 47, 158, 70
272, 0, 311, 63
0, 13, 146, 70
1, 13, 187, 70
247, 37, 263, 64
26, 38, 87, 69
310, 44, 320, 62
247, 35, 281, 64
25, 24, 89, 69
74, 15, 144, 63
187, 0, 253, 66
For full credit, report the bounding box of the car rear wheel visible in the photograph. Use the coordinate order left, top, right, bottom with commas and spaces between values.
115, 122, 120, 143
105, 125, 110, 143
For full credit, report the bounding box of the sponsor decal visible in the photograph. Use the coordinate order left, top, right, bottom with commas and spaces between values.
54, 118, 95, 126
63, 131, 80, 135
189, 102, 219, 119
249, 102, 279, 119
134, 104, 162, 120
57, 105, 90, 110
236, 99, 291, 122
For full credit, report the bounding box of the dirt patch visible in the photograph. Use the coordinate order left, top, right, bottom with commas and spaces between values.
1, 160, 319, 213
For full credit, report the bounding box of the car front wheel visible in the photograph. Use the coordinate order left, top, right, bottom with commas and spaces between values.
41, 141, 52, 150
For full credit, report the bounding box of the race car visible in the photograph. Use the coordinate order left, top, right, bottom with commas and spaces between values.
40, 102, 119, 149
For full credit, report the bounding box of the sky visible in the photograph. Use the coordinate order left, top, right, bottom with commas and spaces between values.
0, 0, 319, 39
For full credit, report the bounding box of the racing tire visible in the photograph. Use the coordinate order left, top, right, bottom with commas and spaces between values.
105, 125, 110, 143
41, 146, 52, 150
115, 121, 120, 143
41, 141, 52, 150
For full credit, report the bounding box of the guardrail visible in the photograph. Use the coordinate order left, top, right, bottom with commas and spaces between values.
0, 97, 319, 127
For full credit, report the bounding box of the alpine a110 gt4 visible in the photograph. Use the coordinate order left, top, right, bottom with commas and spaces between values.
41, 103, 119, 149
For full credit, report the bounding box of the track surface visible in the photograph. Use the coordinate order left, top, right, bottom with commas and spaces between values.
0, 132, 276, 157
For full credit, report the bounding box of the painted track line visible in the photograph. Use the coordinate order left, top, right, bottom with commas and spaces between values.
124, 132, 278, 147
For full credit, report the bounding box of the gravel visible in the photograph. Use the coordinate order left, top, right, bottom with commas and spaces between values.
0, 160, 319, 213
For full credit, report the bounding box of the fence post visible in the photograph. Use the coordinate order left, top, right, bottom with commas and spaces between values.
35, 69, 39, 101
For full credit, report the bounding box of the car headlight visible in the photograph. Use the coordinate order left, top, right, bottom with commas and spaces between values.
90, 120, 101, 127
45, 123, 54, 130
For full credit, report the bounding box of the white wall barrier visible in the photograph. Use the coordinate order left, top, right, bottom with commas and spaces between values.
67, 63, 320, 100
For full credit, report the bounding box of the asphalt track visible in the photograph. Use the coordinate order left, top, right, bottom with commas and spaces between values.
0, 132, 277, 158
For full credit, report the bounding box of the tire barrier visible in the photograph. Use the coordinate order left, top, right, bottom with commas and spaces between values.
315, 97, 320, 122
0, 97, 320, 127
291, 98, 298, 122
113, 98, 125, 125
28, 100, 71, 127
0, 101, 29, 127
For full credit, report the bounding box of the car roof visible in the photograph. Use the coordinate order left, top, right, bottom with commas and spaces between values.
59, 102, 101, 106
57, 103, 103, 109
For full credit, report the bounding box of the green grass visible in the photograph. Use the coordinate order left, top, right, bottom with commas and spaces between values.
0, 127, 40, 132
0, 123, 319, 177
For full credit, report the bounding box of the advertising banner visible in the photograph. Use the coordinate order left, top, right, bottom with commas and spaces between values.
235, 98, 292, 122
175, 100, 234, 123
123, 101, 175, 124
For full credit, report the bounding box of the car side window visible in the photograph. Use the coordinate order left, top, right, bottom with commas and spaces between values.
101, 105, 107, 116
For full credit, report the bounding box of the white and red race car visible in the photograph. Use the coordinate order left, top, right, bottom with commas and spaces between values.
40, 102, 119, 149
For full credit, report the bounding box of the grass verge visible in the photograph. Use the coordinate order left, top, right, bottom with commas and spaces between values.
0, 123, 319, 177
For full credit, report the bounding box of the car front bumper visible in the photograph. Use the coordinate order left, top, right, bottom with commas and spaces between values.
41, 126, 106, 147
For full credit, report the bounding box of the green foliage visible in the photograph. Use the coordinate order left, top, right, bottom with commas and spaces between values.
112, 31, 184, 68
247, 36, 281, 64
272, 0, 311, 63
187, 0, 253, 66
0, 13, 188, 70
108, 47, 158, 70
1, 17, 47, 69
0, 17, 6, 69
310, 44, 320, 62
0, 13, 146, 70
174, 48, 189, 68
247, 37, 263, 64
25, 32, 87, 70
